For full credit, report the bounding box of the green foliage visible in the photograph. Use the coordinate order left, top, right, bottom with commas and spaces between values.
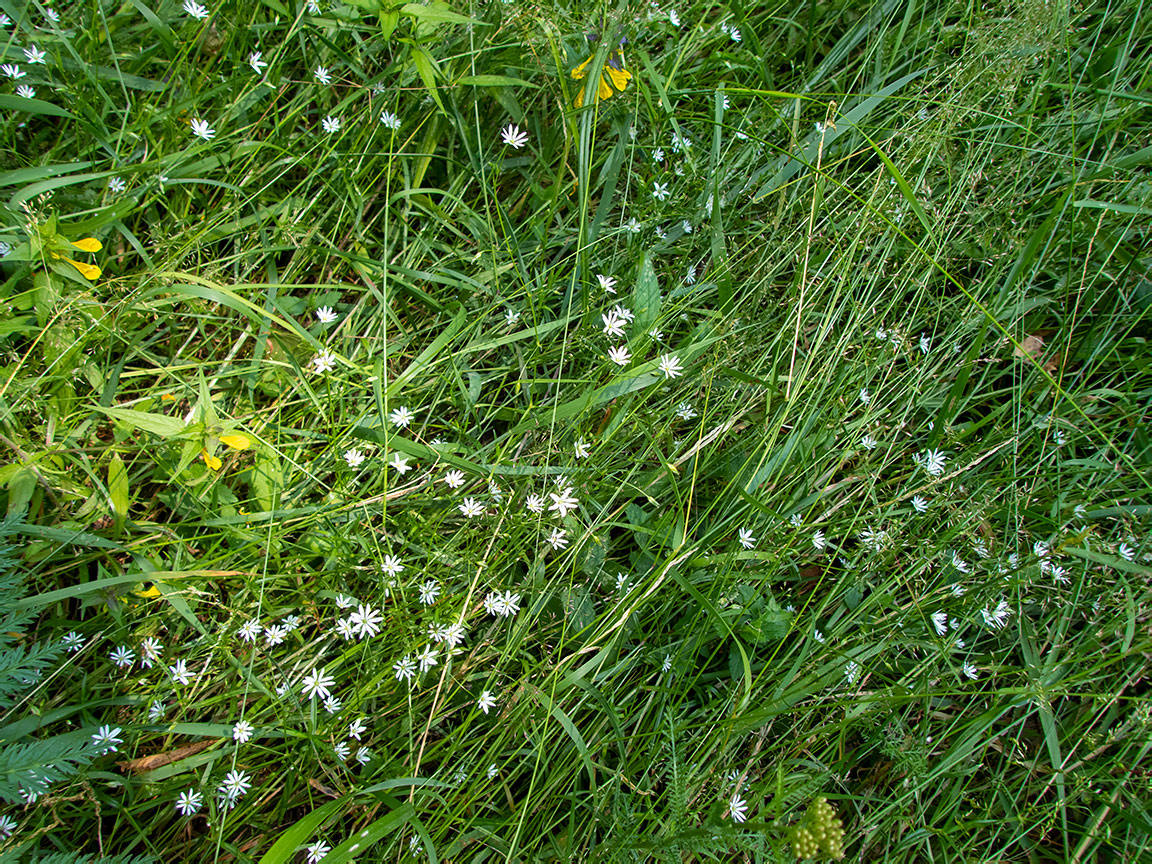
0, 0, 1149, 859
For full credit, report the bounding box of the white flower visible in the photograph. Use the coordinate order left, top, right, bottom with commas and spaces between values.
919, 333, 930, 354
107, 177, 127, 195
2, 64, 25, 79
219, 769, 252, 802
301, 667, 336, 701
343, 448, 366, 467
0, 14, 11, 28
239, 619, 262, 642
602, 310, 626, 339
608, 345, 631, 366
110, 645, 135, 669
612, 304, 635, 322
140, 637, 162, 668
546, 527, 569, 550
352, 604, 383, 638
393, 656, 416, 681
43, 7, 60, 23
859, 388, 870, 404
459, 497, 484, 518
248, 51, 268, 74
684, 265, 696, 285
265, 623, 288, 646
23, 45, 46, 65
625, 217, 642, 234
380, 554, 404, 577
737, 528, 756, 550
729, 793, 748, 823
443, 469, 465, 489
355, 746, 371, 765
389, 406, 414, 428
91, 725, 123, 754
657, 354, 684, 379
655, 226, 667, 240
335, 593, 357, 609
789, 513, 803, 527
183, 0, 209, 19
668, 9, 680, 25
920, 448, 947, 476
347, 718, 367, 741
931, 611, 948, 636
1118, 542, 1136, 562
380, 110, 401, 130
682, 220, 692, 234
961, 661, 978, 680
306, 840, 332, 863
951, 551, 971, 573
652, 181, 670, 201
175, 788, 203, 816
501, 123, 529, 148
232, 720, 254, 744
596, 273, 617, 294
661, 655, 672, 672
388, 452, 412, 474
844, 660, 860, 684
477, 690, 497, 714
314, 66, 332, 85
729, 26, 742, 42
981, 598, 1012, 629
813, 629, 825, 643
615, 572, 632, 593
812, 530, 826, 551
861, 434, 877, 451
912, 495, 929, 513
323, 694, 342, 714
333, 741, 350, 760
574, 438, 590, 459
321, 115, 342, 134
190, 118, 214, 140
419, 579, 441, 605
61, 631, 84, 651
16, 84, 35, 99
525, 493, 545, 513
505, 307, 520, 326
169, 659, 193, 686
548, 487, 579, 518
416, 645, 439, 673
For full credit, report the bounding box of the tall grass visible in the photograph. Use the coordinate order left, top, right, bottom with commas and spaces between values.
0, 0, 1149, 860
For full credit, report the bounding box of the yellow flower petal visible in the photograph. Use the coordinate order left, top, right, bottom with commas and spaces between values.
71, 237, 103, 253
201, 449, 222, 471
66, 258, 101, 280
219, 433, 250, 451
161, 393, 176, 401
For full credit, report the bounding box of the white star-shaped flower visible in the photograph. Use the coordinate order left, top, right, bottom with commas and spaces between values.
500, 123, 529, 148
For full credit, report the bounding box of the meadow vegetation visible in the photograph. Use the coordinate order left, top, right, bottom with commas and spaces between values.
0, 0, 1150, 860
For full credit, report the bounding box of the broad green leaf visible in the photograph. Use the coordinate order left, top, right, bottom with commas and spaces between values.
323, 801, 415, 863
410, 47, 445, 113
93, 406, 188, 438
6, 468, 37, 518
632, 251, 662, 335
258, 798, 349, 864
400, 3, 479, 26
0, 95, 74, 118
252, 448, 282, 513
456, 74, 536, 88
108, 453, 128, 532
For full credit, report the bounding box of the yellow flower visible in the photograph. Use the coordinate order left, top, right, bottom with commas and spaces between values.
219, 433, 250, 450
571, 50, 631, 107
201, 449, 222, 471
70, 237, 103, 253
65, 258, 101, 280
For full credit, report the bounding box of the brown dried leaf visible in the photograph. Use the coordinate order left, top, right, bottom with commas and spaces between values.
117, 739, 217, 774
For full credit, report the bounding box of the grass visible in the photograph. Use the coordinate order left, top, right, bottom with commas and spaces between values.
0, 0, 1150, 861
